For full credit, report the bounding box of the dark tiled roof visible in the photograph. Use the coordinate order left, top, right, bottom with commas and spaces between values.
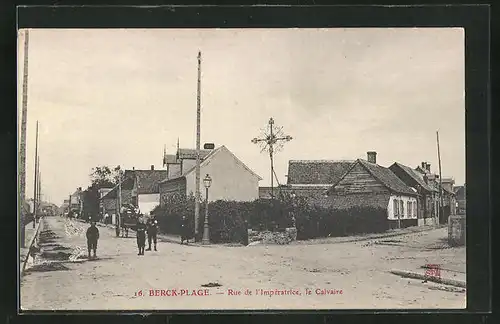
135, 170, 168, 194
287, 160, 354, 185
308, 193, 391, 210
178, 148, 212, 160
391, 162, 436, 193
357, 159, 417, 196
101, 176, 135, 199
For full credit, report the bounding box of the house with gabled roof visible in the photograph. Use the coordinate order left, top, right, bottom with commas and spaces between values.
324, 152, 419, 228
159, 145, 262, 204
100, 167, 167, 218
414, 162, 457, 223
279, 160, 354, 198
389, 162, 440, 226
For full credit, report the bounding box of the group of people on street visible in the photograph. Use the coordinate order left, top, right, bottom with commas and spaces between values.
85, 214, 159, 259
135, 215, 158, 255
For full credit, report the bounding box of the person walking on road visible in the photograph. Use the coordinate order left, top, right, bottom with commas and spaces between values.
86, 221, 100, 259
136, 218, 147, 255
146, 215, 158, 251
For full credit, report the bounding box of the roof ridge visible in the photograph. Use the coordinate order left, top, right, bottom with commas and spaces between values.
289, 159, 355, 163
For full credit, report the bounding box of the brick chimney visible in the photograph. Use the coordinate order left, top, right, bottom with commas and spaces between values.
425, 163, 431, 172
151, 165, 154, 170
421, 162, 426, 169
367, 151, 377, 164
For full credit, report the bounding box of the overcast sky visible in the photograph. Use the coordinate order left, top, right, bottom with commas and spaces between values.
18, 28, 465, 205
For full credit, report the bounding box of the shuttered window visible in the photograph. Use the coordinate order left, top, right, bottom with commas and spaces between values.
393, 200, 398, 217
414, 203, 418, 218
400, 200, 404, 217
407, 201, 412, 217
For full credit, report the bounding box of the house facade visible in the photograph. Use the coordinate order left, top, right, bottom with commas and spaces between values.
100, 167, 167, 221
69, 187, 83, 214
441, 178, 457, 219
389, 162, 439, 226
325, 152, 419, 228
454, 184, 466, 215
159, 145, 262, 205
414, 164, 456, 224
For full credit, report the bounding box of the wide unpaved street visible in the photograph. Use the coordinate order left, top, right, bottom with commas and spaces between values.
21, 216, 466, 310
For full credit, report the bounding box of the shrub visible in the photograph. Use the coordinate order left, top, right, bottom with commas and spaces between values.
152, 192, 390, 244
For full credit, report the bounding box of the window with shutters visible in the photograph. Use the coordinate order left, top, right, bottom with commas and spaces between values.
400, 200, 404, 218
393, 199, 398, 217
414, 202, 418, 219
407, 201, 411, 218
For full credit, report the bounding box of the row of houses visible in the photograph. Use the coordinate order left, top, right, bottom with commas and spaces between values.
272, 152, 460, 227
97, 144, 464, 227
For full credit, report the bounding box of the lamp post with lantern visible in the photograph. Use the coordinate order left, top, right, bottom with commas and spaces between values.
202, 174, 212, 244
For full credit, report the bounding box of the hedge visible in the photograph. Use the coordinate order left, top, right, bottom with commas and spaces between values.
151, 192, 390, 244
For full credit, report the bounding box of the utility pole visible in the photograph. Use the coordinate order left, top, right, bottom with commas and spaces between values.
38, 160, 41, 220
194, 51, 201, 241
437, 131, 443, 227
19, 29, 30, 248
117, 166, 122, 236
252, 118, 293, 199
32, 121, 38, 228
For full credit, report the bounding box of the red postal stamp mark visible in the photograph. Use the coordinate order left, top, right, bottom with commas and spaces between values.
424, 264, 441, 279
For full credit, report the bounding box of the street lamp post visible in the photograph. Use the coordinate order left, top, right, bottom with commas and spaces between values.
202, 174, 212, 244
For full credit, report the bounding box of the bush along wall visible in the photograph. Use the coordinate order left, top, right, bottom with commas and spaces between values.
151, 193, 390, 244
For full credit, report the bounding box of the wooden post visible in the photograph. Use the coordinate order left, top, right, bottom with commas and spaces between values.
437, 131, 443, 226
32, 121, 38, 227
19, 29, 30, 248
194, 51, 201, 241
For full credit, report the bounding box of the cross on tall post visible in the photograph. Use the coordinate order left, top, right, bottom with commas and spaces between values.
251, 117, 293, 200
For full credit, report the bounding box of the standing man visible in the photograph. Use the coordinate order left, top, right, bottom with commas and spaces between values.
181, 216, 192, 244
86, 221, 99, 259
136, 217, 147, 255
146, 215, 158, 251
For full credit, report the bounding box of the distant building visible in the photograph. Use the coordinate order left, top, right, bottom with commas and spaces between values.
69, 187, 83, 214
159, 145, 261, 204
414, 165, 456, 223
101, 167, 167, 217
454, 184, 466, 215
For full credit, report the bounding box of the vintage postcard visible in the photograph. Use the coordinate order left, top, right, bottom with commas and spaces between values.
18, 28, 466, 311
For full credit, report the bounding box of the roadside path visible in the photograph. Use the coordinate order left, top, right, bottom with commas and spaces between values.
21, 216, 466, 310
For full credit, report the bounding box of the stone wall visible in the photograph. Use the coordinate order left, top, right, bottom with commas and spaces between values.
448, 215, 466, 246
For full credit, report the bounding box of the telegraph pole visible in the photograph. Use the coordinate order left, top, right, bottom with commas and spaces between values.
437, 131, 444, 226
117, 166, 122, 236
19, 29, 30, 248
252, 118, 293, 199
38, 157, 41, 220
194, 51, 202, 241
32, 121, 38, 228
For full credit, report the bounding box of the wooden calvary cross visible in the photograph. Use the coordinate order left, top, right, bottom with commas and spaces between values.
251, 117, 292, 199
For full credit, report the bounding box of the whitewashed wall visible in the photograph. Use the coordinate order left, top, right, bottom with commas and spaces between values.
387, 194, 418, 220
138, 194, 160, 215
185, 147, 260, 202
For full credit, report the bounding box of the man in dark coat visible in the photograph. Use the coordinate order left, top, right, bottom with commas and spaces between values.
180, 216, 192, 244
86, 221, 99, 259
146, 215, 158, 251
136, 218, 147, 255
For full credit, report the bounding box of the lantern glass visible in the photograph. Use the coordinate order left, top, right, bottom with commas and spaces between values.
203, 174, 212, 188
